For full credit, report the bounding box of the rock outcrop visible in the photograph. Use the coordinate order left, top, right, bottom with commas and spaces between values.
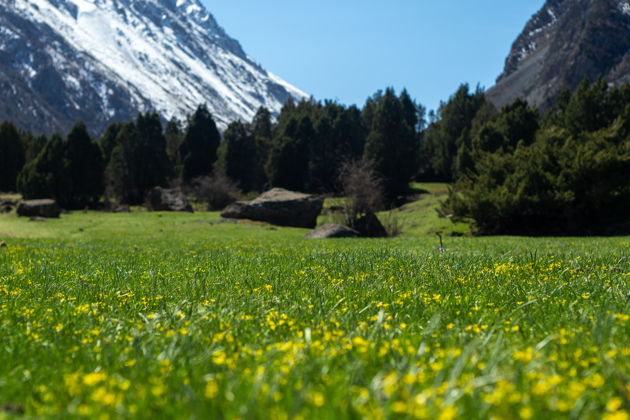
221, 188, 323, 228
0, 0, 305, 135
16, 199, 61, 218
487, 0, 630, 110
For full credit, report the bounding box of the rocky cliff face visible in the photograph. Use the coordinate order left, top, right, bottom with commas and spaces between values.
0, 0, 306, 135
487, 0, 630, 110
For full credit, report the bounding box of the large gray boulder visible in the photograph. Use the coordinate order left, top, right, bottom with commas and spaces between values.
146, 187, 193, 212
16, 199, 61, 218
221, 188, 323, 228
305, 224, 360, 239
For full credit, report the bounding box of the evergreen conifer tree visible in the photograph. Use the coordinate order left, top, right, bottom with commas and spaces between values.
103, 115, 171, 204
179, 105, 221, 182
266, 114, 311, 192
251, 107, 274, 190
99, 122, 124, 168
135, 112, 171, 192
105, 123, 137, 204
0, 121, 26, 192
563, 78, 610, 135
22, 133, 48, 163
17, 134, 72, 206
251, 107, 273, 140
217, 121, 258, 192
65, 122, 104, 207
165, 118, 183, 166
444, 82, 630, 235
421, 85, 488, 181
363, 88, 419, 201
266, 135, 308, 191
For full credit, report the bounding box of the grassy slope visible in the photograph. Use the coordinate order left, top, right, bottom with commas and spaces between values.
0, 194, 629, 419
318, 183, 470, 237
382, 183, 471, 237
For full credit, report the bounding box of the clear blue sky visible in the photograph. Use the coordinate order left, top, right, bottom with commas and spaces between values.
204, 1, 545, 112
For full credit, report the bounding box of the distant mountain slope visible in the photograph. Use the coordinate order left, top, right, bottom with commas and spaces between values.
0, 0, 306, 135
487, 0, 630, 110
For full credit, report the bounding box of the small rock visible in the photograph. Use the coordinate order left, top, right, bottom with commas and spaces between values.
305, 224, 360, 239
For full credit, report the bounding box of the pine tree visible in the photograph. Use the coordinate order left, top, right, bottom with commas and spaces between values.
563, 78, 610, 135
334, 105, 365, 161
421, 84, 488, 181
22, 133, 48, 163
179, 105, 221, 182
134, 112, 171, 192
251, 107, 274, 190
266, 136, 308, 191
266, 114, 312, 192
17, 134, 72, 206
99, 122, 124, 168
454, 129, 474, 177
251, 107, 273, 140
363, 88, 419, 201
16, 160, 48, 201
105, 123, 137, 204
165, 118, 183, 166
0, 121, 25, 192
445, 82, 630, 235
216, 121, 258, 192
308, 112, 336, 191
65, 122, 104, 207
103, 115, 171, 205
308, 102, 366, 192
494, 99, 539, 148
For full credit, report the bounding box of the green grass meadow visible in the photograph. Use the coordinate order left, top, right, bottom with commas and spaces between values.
0, 202, 629, 419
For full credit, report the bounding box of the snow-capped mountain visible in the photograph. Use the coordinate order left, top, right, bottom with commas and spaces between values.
0, 0, 307, 135
487, 0, 630, 110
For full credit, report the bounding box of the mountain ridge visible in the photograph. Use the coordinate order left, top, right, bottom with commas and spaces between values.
0, 0, 306, 135
487, 0, 630, 110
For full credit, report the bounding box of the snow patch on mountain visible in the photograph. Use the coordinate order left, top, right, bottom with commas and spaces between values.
619, 0, 630, 15
4, 0, 306, 131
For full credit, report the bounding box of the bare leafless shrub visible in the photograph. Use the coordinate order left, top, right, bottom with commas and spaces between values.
339, 161, 383, 227
337, 161, 403, 237
193, 172, 241, 211
338, 160, 383, 223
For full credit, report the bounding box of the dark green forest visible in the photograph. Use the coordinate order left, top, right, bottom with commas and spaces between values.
1, 80, 629, 235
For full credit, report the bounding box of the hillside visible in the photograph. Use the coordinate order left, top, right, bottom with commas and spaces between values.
487, 0, 630, 110
0, 0, 306, 135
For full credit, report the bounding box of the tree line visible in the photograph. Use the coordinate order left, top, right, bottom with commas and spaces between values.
0, 88, 424, 209
434, 80, 630, 235
1, 80, 628, 235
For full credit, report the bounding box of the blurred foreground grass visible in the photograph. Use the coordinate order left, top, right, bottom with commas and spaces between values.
0, 205, 628, 419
